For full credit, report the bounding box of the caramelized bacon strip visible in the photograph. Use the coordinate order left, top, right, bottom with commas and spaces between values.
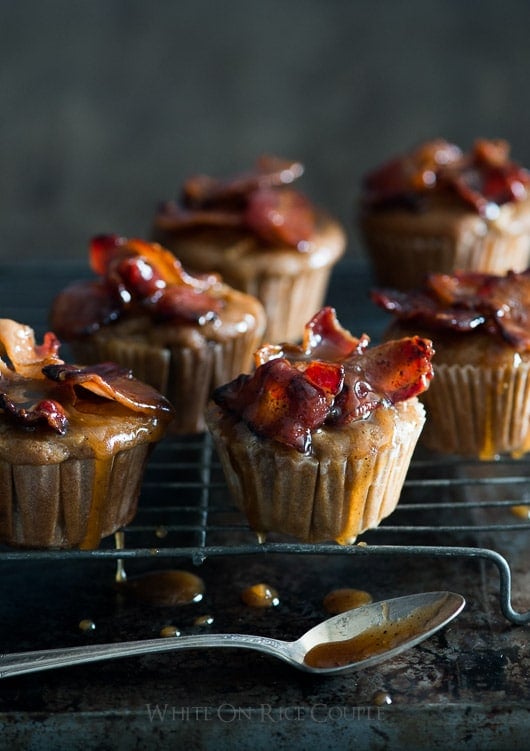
182, 156, 304, 208
332, 337, 434, 424
372, 269, 530, 349
90, 235, 218, 291
215, 308, 434, 452
49, 280, 122, 339
363, 138, 530, 214
255, 307, 366, 366
43, 362, 174, 415
156, 156, 315, 248
0, 394, 68, 434
0, 319, 62, 379
214, 358, 343, 453
49, 235, 224, 336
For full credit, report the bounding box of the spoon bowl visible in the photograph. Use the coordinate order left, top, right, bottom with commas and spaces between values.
0, 590, 465, 678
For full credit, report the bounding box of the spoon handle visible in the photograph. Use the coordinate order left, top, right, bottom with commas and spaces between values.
0, 633, 290, 678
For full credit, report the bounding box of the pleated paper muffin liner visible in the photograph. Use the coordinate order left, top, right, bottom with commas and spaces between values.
0, 443, 150, 549
207, 399, 425, 545
361, 216, 530, 290
419, 362, 530, 459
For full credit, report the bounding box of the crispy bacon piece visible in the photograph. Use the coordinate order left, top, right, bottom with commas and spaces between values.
332, 337, 434, 424
255, 307, 367, 366
214, 308, 434, 452
214, 358, 344, 453
182, 156, 305, 208
372, 269, 530, 349
50, 236, 224, 338
42, 362, 174, 415
243, 188, 314, 247
0, 320, 174, 434
363, 138, 530, 215
0, 319, 62, 379
49, 280, 122, 339
155, 156, 315, 249
0, 394, 68, 434
362, 139, 463, 208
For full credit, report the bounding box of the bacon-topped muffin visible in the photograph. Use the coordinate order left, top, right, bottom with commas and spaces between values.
152, 156, 346, 342
0, 319, 173, 549
49, 235, 266, 434
360, 138, 530, 289
206, 307, 433, 544
372, 269, 530, 459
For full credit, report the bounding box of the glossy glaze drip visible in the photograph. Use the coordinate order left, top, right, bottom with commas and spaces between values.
323, 588, 373, 614
372, 690, 392, 706
79, 456, 115, 549
241, 583, 280, 608
78, 619, 96, 632
114, 530, 127, 583
117, 570, 205, 606
194, 614, 214, 627
159, 625, 181, 638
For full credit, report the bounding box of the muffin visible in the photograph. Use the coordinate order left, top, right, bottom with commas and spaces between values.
206, 307, 433, 544
152, 155, 346, 342
371, 269, 530, 459
360, 138, 530, 289
0, 318, 173, 549
49, 234, 266, 434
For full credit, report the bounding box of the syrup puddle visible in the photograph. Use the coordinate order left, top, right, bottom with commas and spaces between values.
241, 583, 280, 608
117, 570, 205, 606
323, 588, 373, 614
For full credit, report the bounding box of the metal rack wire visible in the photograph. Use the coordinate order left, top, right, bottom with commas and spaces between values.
2, 433, 530, 625
1, 263, 530, 625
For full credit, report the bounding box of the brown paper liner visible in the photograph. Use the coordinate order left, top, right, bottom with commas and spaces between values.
240, 265, 336, 343
419, 363, 530, 459
0, 444, 150, 549
207, 399, 425, 544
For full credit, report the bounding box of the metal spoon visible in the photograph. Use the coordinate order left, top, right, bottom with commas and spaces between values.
0, 591, 464, 678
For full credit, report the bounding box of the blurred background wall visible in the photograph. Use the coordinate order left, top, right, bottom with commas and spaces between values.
2, 0, 530, 262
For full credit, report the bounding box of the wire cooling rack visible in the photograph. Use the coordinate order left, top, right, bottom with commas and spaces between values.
2, 433, 530, 625
1, 262, 530, 625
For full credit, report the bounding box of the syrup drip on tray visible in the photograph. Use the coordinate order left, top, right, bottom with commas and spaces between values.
323, 588, 373, 614
241, 583, 280, 608
117, 570, 205, 606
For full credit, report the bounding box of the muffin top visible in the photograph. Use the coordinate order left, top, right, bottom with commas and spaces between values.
153, 155, 324, 252
212, 307, 433, 453
0, 318, 174, 461
361, 139, 530, 218
49, 235, 264, 344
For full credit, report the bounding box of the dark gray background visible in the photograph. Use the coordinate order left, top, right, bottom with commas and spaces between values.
2, 0, 530, 262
